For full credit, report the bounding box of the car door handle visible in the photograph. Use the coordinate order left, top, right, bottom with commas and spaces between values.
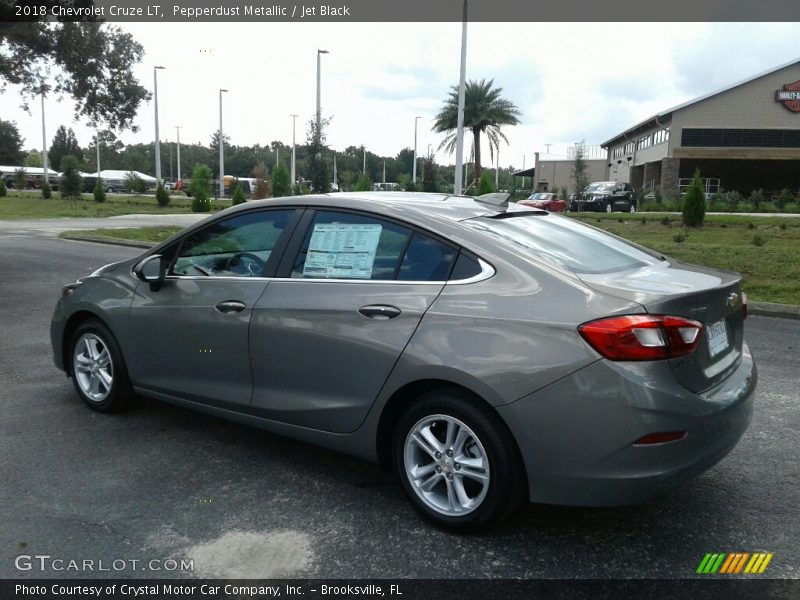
358, 305, 401, 320
215, 300, 247, 314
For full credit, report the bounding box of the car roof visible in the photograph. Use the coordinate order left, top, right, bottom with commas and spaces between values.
223, 191, 541, 223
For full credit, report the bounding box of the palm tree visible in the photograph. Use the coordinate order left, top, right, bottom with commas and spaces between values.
433, 78, 521, 185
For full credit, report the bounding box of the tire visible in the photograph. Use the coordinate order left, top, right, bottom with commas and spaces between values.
605, 202, 613, 213
69, 320, 135, 413
392, 390, 526, 532
629, 202, 636, 213
106, 187, 113, 193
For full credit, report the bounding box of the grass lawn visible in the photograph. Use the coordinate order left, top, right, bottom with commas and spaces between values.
60, 226, 184, 244
0, 190, 229, 219
568, 212, 800, 305
60, 212, 800, 305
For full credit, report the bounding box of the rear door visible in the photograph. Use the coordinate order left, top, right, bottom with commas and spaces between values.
248, 209, 458, 433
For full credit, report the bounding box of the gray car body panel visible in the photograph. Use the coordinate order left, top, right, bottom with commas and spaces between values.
50, 192, 757, 506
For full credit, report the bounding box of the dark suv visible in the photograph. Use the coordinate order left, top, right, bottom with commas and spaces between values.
571, 181, 637, 213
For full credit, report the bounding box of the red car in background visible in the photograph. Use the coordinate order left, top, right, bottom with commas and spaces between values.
518, 192, 567, 212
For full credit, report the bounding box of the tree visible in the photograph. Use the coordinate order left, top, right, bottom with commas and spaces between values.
231, 183, 246, 205
682, 170, 706, 227
271, 162, 292, 197
155, 183, 170, 207
0, 178, 6, 197
124, 172, 146, 194
58, 156, 83, 201
421, 154, 440, 193
49, 126, 83, 171
354, 173, 372, 191
477, 171, 496, 195
571, 140, 590, 195
433, 78, 521, 182
306, 117, 331, 193
41, 181, 51, 199
93, 180, 106, 203
14, 168, 27, 190
25, 149, 43, 168
0, 17, 149, 131
0, 120, 25, 164
189, 164, 212, 212
251, 163, 271, 199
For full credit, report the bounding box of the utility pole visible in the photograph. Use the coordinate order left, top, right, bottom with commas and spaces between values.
453, 0, 468, 195
175, 126, 182, 186
413, 116, 420, 184
41, 94, 48, 184
95, 129, 101, 176
290, 114, 298, 191
219, 88, 228, 198
153, 66, 165, 183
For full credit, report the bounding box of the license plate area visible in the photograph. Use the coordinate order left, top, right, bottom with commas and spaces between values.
706, 319, 729, 359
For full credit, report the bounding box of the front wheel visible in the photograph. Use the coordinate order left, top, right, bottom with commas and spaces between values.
393, 391, 525, 532
70, 320, 134, 412
629, 202, 636, 213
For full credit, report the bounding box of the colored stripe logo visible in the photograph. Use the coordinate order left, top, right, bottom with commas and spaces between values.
697, 552, 773, 574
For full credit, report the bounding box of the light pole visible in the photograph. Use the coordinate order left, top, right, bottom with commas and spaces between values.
153, 65, 165, 184
362, 146, 366, 175
495, 146, 499, 190
316, 49, 329, 129
454, 0, 468, 195
41, 94, 48, 184
290, 114, 298, 191
219, 88, 228, 198
522, 155, 526, 190
175, 126, 182, 188
95, 129, 101, 176
413, 116, 420, 184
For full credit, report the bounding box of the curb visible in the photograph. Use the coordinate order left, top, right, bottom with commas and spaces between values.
60, 234, 154, 249
749, 301, 800, 320
55, 235, 800, 320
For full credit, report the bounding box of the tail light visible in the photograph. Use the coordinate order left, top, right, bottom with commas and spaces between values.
578, 315, 703, 361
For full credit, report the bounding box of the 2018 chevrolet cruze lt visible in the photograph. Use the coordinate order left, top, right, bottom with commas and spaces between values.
51, 192, 756, 531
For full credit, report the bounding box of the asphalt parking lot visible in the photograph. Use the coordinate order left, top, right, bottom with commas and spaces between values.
1, 233, 798, 579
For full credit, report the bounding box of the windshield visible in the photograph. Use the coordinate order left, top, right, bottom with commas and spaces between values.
585, 183, 615, 193
465, 214, 660, 274
529, 193, 551, 200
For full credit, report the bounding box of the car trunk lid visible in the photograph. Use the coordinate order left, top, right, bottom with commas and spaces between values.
578, 258, 745, 393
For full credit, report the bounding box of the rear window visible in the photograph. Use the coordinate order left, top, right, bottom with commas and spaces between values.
464, 214, 660, 274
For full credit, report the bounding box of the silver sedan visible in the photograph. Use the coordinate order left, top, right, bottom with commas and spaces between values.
51, 192, 756, 532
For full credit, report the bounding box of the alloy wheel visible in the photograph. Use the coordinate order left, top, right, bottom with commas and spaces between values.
73, 333, 114, 402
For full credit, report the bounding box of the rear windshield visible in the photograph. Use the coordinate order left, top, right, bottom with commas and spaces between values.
464, 214, 660, 274
585, 183, 614, 193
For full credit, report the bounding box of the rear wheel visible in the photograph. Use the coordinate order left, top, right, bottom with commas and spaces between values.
393, 390, 525, 532
70, 320, 134, 413
629, 201, 636, 213
605, 202, 613, 213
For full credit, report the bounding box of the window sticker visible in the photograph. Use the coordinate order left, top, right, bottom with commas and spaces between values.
303, 223, 383, 278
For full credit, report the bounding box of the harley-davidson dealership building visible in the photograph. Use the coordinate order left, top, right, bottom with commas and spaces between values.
601, 59, 800, 199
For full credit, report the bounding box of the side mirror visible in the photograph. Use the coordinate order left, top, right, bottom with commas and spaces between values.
134, 254, 166, 291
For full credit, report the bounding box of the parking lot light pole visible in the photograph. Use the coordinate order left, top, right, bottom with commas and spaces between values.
413, 116, 420, 184
290, 114, 298, 191
454, 0, 468, 195
41, 94, 48, 184
175, 126, 182, 187
153, 66, 165, 185
495, 146, 499, 190
316, 49, 329, 129
95, 130, 101, 176
219, 88, 228, 198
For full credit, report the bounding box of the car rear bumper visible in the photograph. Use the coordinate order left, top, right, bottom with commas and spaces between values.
496, 343, 756, 506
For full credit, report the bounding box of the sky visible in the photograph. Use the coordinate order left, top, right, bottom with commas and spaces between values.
2, 22, 800, 173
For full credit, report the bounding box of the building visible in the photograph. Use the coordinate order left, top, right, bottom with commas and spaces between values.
602, 58, 800, 199
532, 146, 607, 194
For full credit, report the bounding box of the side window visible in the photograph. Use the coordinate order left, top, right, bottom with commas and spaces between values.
449, 251, 483, 281
292, 211, 411, 280
397, 233, 457, 281
172, 209, 294, 277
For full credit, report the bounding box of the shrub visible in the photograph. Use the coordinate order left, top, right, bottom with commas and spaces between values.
58, 156, 83, 200
748, 189, 765, 212
14, 168, 27, 190
93, 180, 107, 203
155, 183, 170, 207
661, 215, 670, 226
354, 174, 371, 191
784, 202, 800, 213
231, 183, 246, 205
125, 172, 146, 194
681, 170, 705, 226
399, 174, 417, 192
189, 164, 212, 212
271, 162, 292, 197
723, 190, 742, 212
752, 233, 766, 247
758, 201, 777, 213
673, 229, 687, 243
0, 178, 6, 197
41, 181, 51, 199
776, 188, 795, 211
477, 171, 495, 195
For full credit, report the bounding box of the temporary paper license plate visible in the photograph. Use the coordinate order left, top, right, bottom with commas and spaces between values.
706, 319, 729, 359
